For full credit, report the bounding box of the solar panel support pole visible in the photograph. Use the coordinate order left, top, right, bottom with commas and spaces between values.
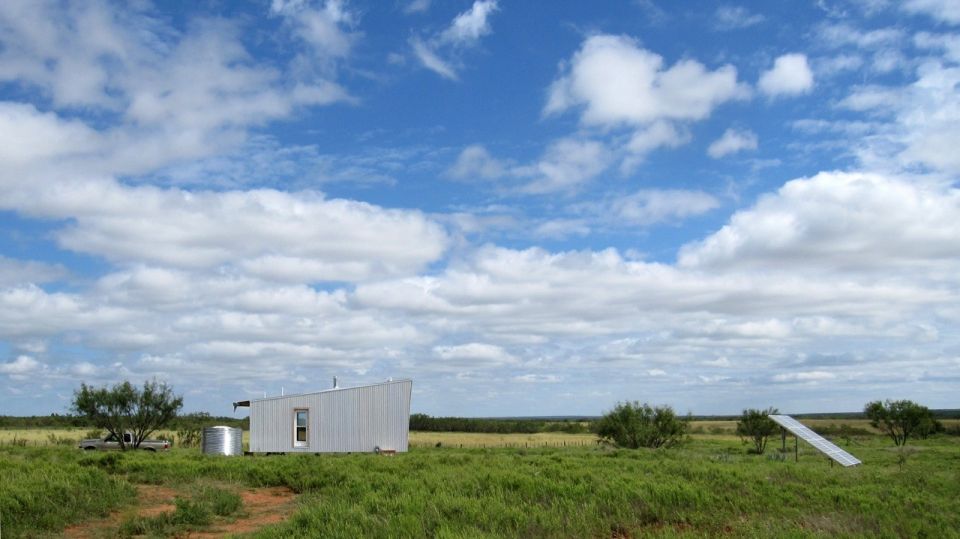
795, 434, 799, 463
781, 428, 786, 452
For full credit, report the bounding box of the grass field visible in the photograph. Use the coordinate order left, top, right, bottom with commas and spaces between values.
2, 427, 959, 538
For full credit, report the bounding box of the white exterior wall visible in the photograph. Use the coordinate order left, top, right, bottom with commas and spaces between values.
249, 379, 412, 453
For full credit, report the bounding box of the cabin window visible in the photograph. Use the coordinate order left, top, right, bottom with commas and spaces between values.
294, 409, 309, 448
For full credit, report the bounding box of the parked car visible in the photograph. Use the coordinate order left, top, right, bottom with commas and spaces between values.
78, 431, 170, 451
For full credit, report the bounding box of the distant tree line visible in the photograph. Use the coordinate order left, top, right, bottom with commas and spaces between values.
409, 414, 591, 434
0, 412, 248, 430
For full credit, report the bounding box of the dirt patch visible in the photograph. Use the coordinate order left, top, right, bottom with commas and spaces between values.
62, 484, 297, 538
63, 485, 178, 538
187, 487, 297, 537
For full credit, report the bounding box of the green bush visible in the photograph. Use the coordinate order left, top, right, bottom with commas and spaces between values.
596, 401, 688, 449
736, 407, 779, 455
864, 399, 937, 446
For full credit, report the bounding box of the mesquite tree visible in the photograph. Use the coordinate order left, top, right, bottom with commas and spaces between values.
73, 380, 183, 449
736, 407, 779, 454
596, 401, 688, 449
864, 399, 936, 447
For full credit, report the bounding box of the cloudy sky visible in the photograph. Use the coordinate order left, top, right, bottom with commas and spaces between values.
2, 0, 959, 417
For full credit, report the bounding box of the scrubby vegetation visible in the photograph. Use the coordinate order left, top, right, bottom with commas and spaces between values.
0, 436, 960, 537
596, 401, 688, 448
2, 432, 959, 538
736, 407, 780, 454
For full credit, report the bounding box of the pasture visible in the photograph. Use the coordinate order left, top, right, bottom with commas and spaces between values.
2, 424, 959, 538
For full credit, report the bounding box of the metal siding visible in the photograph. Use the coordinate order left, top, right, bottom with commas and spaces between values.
248, 379, 412, 453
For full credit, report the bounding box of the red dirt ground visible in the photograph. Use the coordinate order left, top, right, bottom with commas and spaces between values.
62, 484, 297, 538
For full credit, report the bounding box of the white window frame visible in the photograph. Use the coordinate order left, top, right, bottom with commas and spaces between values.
293, 408, 309, 448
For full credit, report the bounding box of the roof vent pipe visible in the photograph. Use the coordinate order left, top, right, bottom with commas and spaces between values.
333, 376, 338, 389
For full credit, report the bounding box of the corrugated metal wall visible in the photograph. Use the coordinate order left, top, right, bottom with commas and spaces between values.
249, 379, 412, 453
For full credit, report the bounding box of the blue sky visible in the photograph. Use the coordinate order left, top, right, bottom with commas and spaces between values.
1, 0, 959, 417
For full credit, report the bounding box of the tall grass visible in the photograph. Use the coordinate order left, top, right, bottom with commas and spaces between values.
0, 447, 135, 536
2, 434, 959, 537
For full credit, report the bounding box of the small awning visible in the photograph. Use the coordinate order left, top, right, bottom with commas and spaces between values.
232, 400, 250, 412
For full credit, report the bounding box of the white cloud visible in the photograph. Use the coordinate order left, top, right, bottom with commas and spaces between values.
0, 355, 43, 376
679, 171, 960, 276
546, 34, 747, 126
707, 128, 758, 158
448, 145, 507, 180
903, 0, 960, 24
914, 32, 960, 63
404, 0, 432, 14
622, 121, 690, 170
0, 103, 102, 166
610, 190, 719, 226
440, 1, 498, 46
758, 54, 814, 97
817, 23, 904, 50
411, 37, 459, 80
840, 63, 960, 174
433, 342, 516, 367
714, 6, 765, 30
411, 1, 499, 80
772, 371, 835, 382
273, 0, 356, 59
519, 138, 612, 194
1, 177, 448, 282
0, 256, 67, 287
513, 373, 561, 383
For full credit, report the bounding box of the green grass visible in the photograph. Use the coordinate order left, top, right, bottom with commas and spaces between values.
2, 434, 959, 538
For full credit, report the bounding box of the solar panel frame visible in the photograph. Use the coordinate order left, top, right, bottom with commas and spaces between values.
768, 414, 862, 467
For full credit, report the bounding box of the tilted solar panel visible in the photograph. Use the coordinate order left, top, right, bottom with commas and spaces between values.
768, 414, 862, 467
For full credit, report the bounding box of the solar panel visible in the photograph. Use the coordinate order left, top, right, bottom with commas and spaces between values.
768, 414, 862, 467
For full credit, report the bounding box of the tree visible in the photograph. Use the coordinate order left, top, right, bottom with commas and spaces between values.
596, 401, 688, 449
863, 399, 935, 447
736, 407, 779, 454
72, 379, 183, 450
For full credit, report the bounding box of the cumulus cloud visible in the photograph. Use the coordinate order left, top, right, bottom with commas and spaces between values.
0, 2, 352, 179
707, 128, 758, 158
518, 138, 612, 194
411, 1, 499, 79
439, 0, 498, 46
546, 35, 747, 126
839, 63, 960, 174
270, 0, 356, 60
0, 355, 43, 376
448, 145, 508, 180
678, 171, 960, 276
0, 177, 448, 282
544, 34, 747, 169
758, 54, 814, 97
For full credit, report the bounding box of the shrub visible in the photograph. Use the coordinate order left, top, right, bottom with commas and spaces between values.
735, 408, 779, 455
596, 401, 688, 449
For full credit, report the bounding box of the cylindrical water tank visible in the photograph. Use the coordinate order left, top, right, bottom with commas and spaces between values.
201, 426, 243, 456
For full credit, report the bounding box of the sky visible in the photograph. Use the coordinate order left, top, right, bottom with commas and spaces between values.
1, 0, 959, 417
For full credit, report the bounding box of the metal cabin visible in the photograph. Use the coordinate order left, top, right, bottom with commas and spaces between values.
233, 378, 412, 453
